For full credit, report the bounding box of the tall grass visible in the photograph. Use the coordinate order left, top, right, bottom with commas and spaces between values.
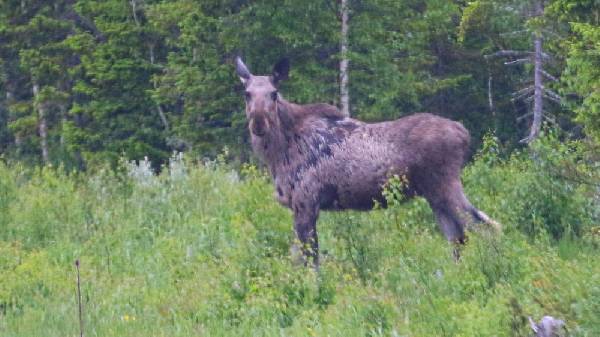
0, 140, 598, 337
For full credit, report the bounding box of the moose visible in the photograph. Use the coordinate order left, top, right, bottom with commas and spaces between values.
236, 57, 499, 266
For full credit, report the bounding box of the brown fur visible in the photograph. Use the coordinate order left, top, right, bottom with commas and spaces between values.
236, 57, 499, 266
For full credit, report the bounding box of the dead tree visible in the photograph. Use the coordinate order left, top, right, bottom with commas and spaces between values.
485, 0, 562, 144
32, 81, 49, 164
339, 0, 350, 117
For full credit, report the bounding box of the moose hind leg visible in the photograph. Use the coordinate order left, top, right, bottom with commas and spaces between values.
432, 206, 466, 244
292, 205, 320, 268
432, 206, 467, 261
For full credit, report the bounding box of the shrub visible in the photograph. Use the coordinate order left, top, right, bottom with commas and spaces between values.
465, 132, 597, 241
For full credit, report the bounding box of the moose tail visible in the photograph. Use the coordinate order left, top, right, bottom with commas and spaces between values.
470, 207, 502, 233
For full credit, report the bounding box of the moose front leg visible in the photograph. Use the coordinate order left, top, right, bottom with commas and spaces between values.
292, 204, 320, 268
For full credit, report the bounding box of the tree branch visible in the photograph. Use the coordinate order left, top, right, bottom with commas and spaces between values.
542, 29, 562, 39
504, 58, 531, 65
517, 111, 533, 121
512, 93, 534, 102
540, 52, 554, 62
512, 86, 535, 96
485, 50, 531, 59
61, 9, 106, 42
542, 110, 556, 118
500, 30, 529, 37
543, 93, 561, 104
519, 135, 534, 144
541, 70, 558, 82
542, 111, 558, 126
543, 88, 563, 101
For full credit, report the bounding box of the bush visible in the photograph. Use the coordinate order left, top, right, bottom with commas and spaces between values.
464, 132, 597, 241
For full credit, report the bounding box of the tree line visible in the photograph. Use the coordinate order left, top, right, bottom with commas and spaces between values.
0, 0, 598, 168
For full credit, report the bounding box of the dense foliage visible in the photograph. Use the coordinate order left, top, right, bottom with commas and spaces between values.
0, 141, 598, 336
1, 0, 599, 167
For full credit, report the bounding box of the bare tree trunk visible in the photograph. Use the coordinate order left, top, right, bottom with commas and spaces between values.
33, 82, 50, 164
59, 103, 67, 147
130, 0, 140, 26
529, 35, 543, 141
339, 0, 350, 117
149, 44, 169, 131
149, 42, 155, 65
0, 92, 6, 146
57, 78, 70, 149
155, 98, 169, 131
486, 0, 559, 144
522, 0, 544, 143
487, 62, 495, 116
5, 89, 22, 149
72, 112, 86, 170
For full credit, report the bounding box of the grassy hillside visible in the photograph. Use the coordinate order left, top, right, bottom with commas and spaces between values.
0, 141, 599, 337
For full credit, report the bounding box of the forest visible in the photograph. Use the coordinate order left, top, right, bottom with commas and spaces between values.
0, 1, 599, 336
0, 0, 598, 167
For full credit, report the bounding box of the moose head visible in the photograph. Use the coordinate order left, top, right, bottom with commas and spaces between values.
236, 57, 289, 137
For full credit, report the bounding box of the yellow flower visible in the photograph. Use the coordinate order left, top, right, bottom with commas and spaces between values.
122, 314, 136, 322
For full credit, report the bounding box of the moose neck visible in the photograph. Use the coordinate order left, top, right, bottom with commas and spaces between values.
250, 98, 296, 176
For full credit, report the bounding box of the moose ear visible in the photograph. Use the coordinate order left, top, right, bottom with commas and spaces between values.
272, 58, 289, 85
236, 57, 251, 85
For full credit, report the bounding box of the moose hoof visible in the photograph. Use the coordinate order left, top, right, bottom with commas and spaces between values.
290, 242, 307, 266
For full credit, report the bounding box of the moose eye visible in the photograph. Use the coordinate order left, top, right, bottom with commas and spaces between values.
270, 91, 278, 101
244, 91, 251, 101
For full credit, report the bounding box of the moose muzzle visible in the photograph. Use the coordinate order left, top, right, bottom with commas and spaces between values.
249, 115, 269, 137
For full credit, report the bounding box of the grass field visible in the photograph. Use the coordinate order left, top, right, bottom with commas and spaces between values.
1, 144, 599, 336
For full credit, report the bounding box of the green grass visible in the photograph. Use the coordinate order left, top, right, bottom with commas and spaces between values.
0, 150, 599, 337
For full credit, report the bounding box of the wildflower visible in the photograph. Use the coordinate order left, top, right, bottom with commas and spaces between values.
122, 314, 136, 322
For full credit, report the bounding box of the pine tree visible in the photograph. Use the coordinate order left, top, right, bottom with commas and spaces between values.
550, 0, 600, 142
0, 1, 76, 164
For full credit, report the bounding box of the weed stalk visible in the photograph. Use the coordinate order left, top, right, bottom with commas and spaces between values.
75, 259, 84, 337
